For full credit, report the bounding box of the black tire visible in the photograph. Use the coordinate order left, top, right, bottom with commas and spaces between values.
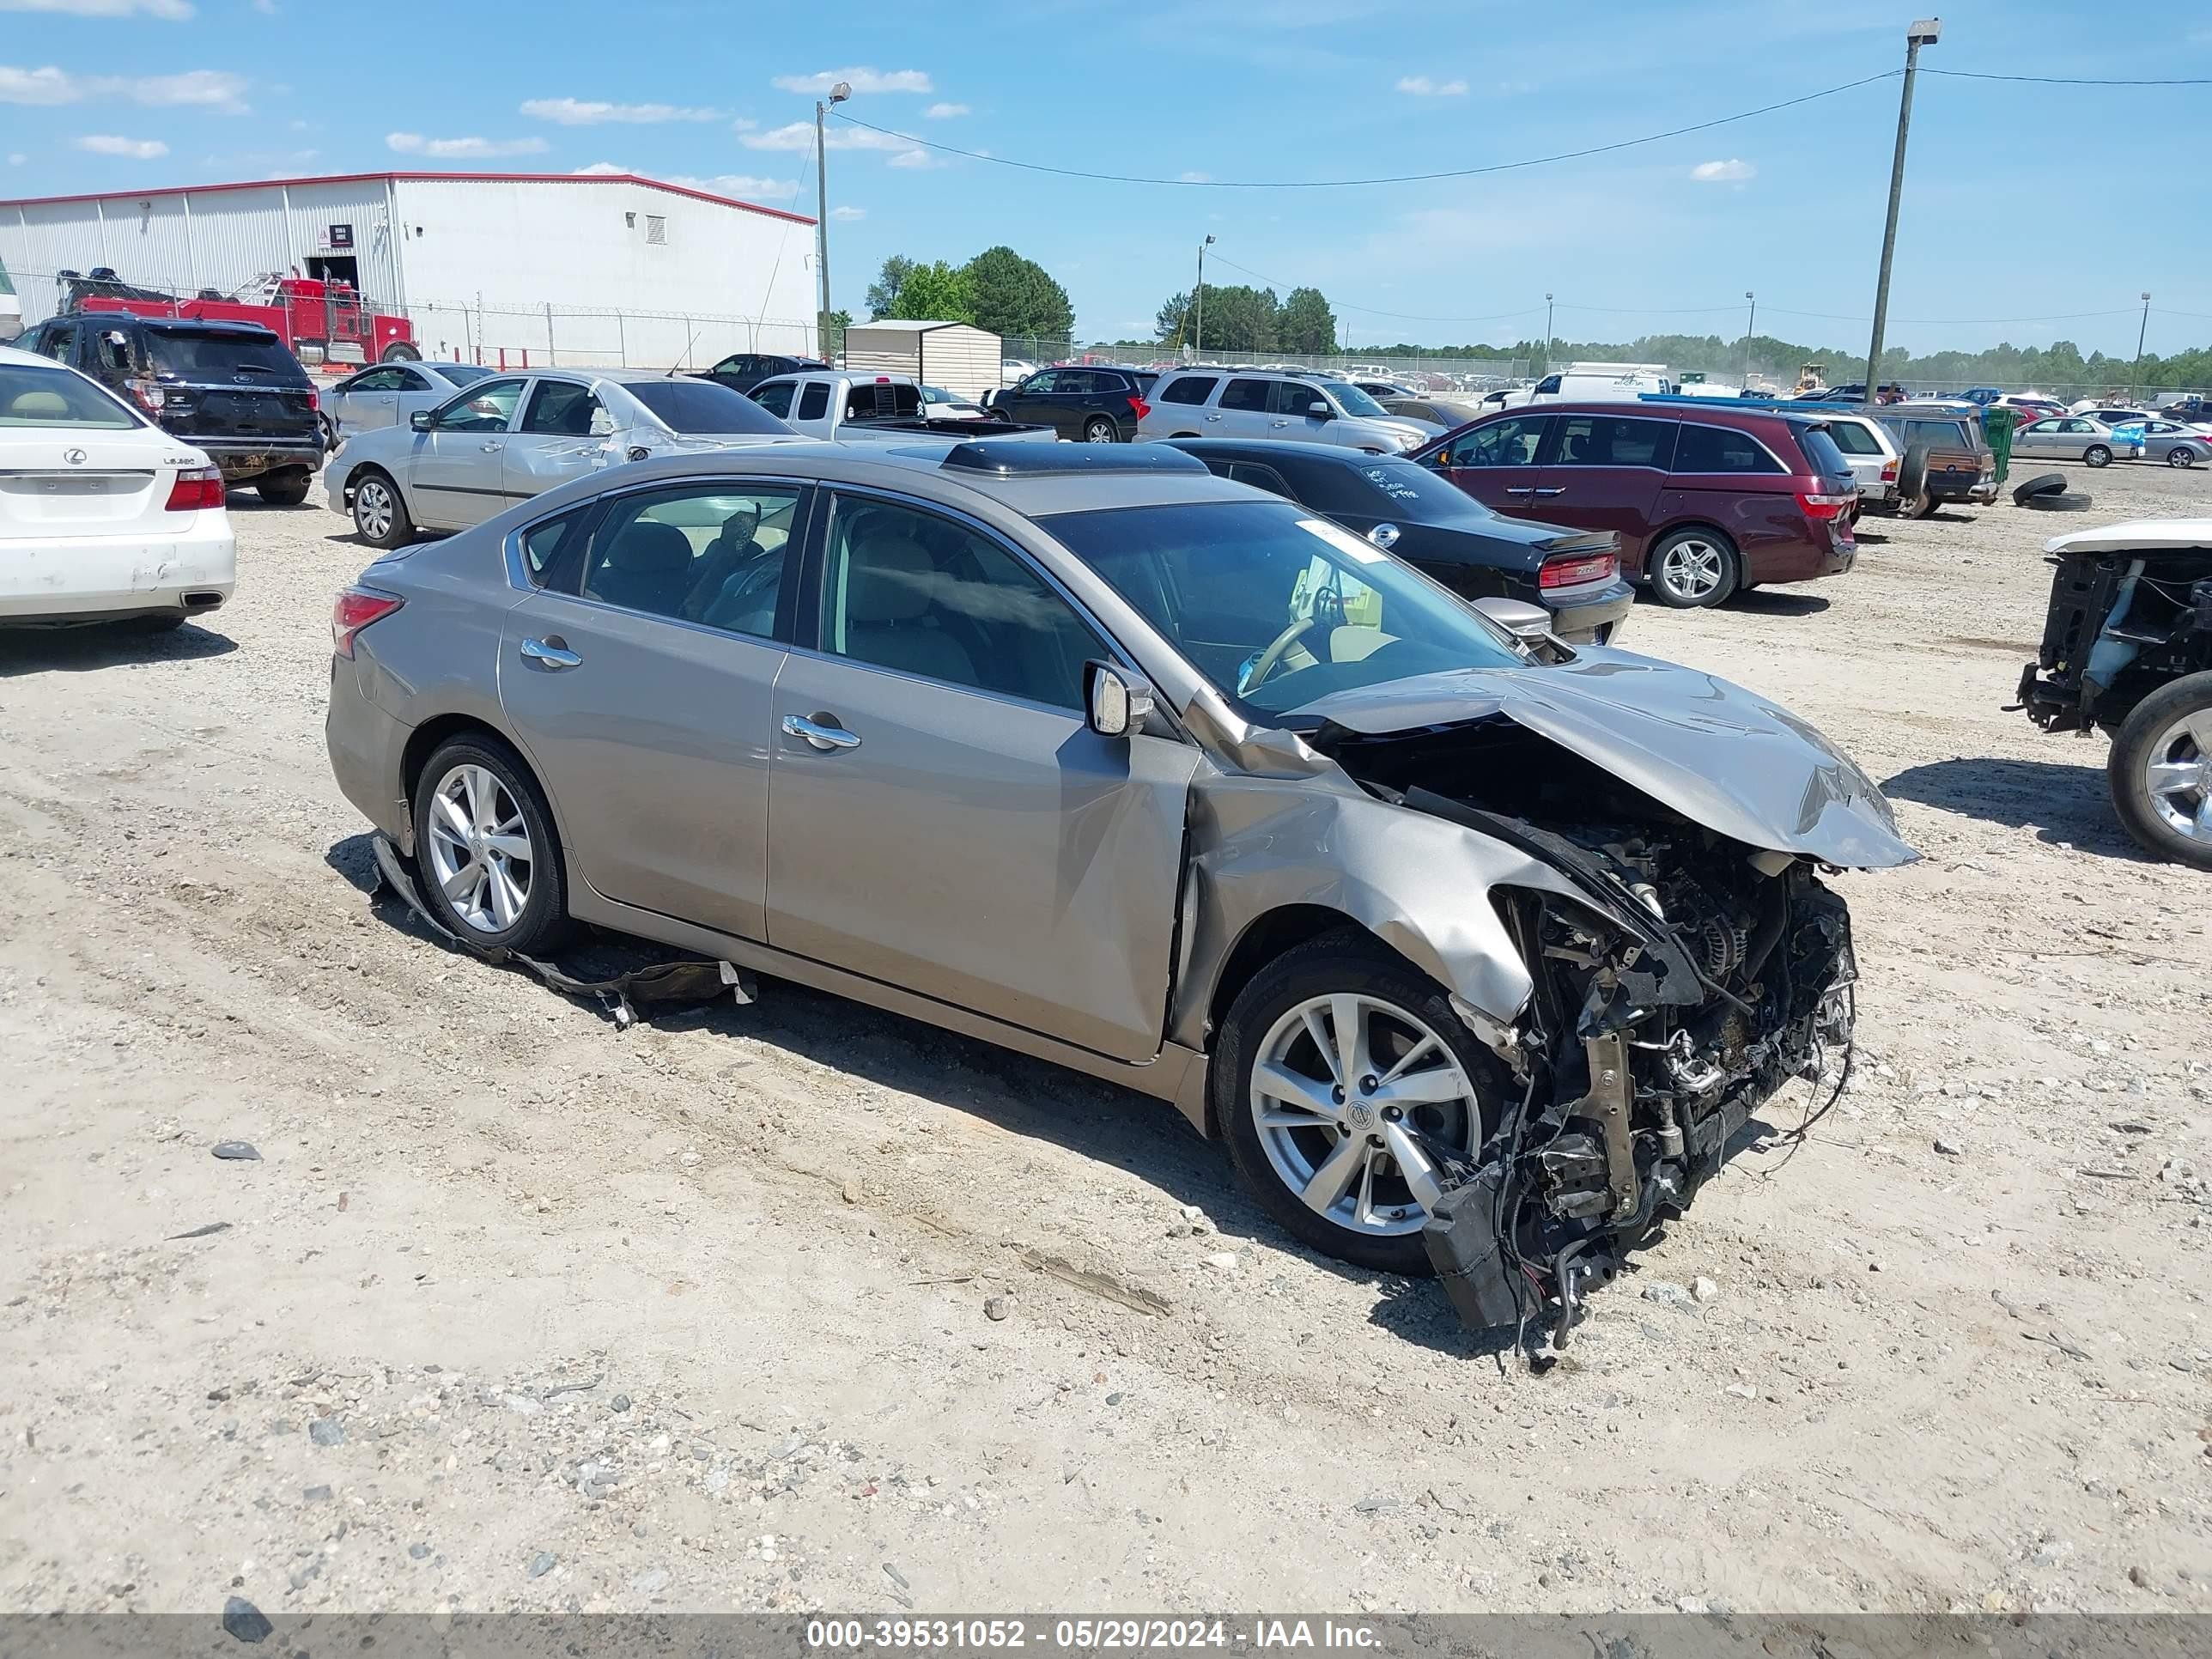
1645, 526, 1741, 609
2013, 471, 2068, 507
1894, 443, 1929, 506
1905, 488, 1939, 520
1212, 929, 1508, 1277
350, 467, 415, 549
410, 732, 574, 953
1081, 416, 1119, 444
255, 471, 312, 507
2106, 672, 2212, 872
380, 342, 423, 363
125, 611, 186, 633
2084, 444, 2112, 469
2168, 446, 2197, 469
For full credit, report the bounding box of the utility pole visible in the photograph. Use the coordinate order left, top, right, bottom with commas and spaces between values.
815, 81, 851, 361
1741, 290, 1756, 387
1864, 18, 1941, 405
1543, 291, 1553, 376
1194, 234, 1215, 357
2133, 290, 2151, 398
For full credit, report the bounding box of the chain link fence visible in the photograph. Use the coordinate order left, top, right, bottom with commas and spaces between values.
999, 337, 1531, 387
411, 300, 813, 373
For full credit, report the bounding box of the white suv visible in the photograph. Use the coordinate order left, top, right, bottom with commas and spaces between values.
1137, 370, 1437, 453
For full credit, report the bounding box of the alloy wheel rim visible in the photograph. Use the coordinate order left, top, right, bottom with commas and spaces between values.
424, 763, 535, 933
2171, 448, 2196, 468
2143, 709, 2212, 844
357, 480, 393, 539
1085, 420, 1114, 443
1249, 994, 1478, 1237
1660, 538, 1724, 601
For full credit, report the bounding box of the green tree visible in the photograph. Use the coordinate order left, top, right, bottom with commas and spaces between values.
823, 308, 853, 358
1277, 287, 1337, 355
866, 254, 916, 321
1155, 290, 1192, 344
962, 246, 1074, 345
886, 259, 978, 325
1194, 284, 1279, 353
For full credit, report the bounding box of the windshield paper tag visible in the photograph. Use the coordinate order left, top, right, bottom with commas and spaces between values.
1297, 517, 1386, 564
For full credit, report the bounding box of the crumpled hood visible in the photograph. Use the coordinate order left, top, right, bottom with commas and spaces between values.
1292, 649, 1919, 869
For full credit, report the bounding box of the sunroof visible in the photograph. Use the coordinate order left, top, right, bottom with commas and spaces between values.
939, 441, 1207, 477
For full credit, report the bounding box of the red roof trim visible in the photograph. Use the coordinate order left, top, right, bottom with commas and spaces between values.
0, 170, 815, 226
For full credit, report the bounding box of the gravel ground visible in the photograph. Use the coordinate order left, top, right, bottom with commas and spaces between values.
3, 461, 2209, 1618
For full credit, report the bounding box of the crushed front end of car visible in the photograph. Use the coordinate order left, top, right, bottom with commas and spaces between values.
1266, 654, 1918, 1342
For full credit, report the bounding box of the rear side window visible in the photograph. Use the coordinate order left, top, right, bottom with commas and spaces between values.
1906, 419, 1969, 448
1160, 376, 1216, 405
1824, 420, 1884, 456
520, 381, 605, 436
1672, 422, 1782, 474
1551, 415, 1675, 469
143, 329, 306, 381
796, 382, 831, 422
1220, 379, 1273, 412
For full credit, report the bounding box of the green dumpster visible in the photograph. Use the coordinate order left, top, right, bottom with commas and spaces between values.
1980, 404, 2015, 484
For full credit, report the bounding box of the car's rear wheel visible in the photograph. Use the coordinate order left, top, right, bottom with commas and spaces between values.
411, 734, 572, 953
2108, 672, 2212, 872
351, 469, 414, 549
2084, 444, 2112, 468
1214, 931, 1504, 1276
1082, 416, 1118, 444
256, 471, 312, 507
2169, 446, 2197, 469
380, 342, 422, 363
1647, 527, 1740, 608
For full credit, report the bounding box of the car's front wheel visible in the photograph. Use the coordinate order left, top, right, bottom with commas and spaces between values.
411, 734, 573, 953
351, 468, 415, 549
2108, 672, 2212, 871
2084, 444, 2112, 468
1647, 527, 1741, 608
1214, 931, 1504, 1276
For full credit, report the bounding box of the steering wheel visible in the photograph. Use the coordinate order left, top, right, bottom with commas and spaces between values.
1243, 616, 1315, 691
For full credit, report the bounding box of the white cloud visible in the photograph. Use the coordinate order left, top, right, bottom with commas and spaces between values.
770, 67, 932, 95
386, 131, 550, 159
0, 0, 191, 15
1691, 157, 1755, 182
922, 101, 968, 118
664, 172, 801, 201
7, 152, 24, 165
573, 160, 629, 175
252, 0, 276, 11
886, 148, 939, 169
731, 116, 757, 131
1179, 170, 1211, 183
830, 204, 865, 220
0, 64, 247, 111
76, 133, 167, 158
1396, 75, 1467, 96
742, 121, 911, 153
520, 96, 722, 125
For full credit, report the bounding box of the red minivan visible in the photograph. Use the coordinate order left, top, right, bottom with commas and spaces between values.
1410, 402, 1859, 608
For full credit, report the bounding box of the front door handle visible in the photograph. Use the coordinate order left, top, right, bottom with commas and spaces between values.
1533, 486, 1566, 496
519, 636, 582, 670
1205, 413, 1223, 422
1269, 419, 1291, 428
481, 441, 504, 453
1504, 485, 1534, 495
782, 713, 860, 751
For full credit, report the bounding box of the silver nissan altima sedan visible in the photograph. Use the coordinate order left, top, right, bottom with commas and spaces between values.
325, 438, 1913, 1338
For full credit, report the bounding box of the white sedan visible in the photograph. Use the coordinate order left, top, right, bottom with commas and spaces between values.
0, 343, 234, 630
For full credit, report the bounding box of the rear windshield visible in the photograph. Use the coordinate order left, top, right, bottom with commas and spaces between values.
1299, 454, 1496, 522
1824, 420, 1885, 456
143, 329, 307, 381
441, 363, 497, 386
0, 362, 143, 428
1796, 425, 1854, 480
626, 377, 797, 435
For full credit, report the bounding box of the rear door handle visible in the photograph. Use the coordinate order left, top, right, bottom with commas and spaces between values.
782, 713, 860, 751
1533, 486, 1566, 496
519, 636, 582, 670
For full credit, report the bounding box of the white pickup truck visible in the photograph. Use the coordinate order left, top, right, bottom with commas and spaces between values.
748, 371, 1054, 444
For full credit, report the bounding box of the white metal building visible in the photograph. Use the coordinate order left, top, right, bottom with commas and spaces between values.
843, 320, 1004, 402
0, 171, 819, 368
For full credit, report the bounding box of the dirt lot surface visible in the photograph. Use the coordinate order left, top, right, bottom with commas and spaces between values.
3, 461, 2210, 1620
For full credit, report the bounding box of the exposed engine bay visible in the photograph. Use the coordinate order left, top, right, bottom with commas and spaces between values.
1316, 718, 1859, 1343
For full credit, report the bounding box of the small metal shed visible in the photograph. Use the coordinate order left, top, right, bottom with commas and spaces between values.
844, 319, 1002, 402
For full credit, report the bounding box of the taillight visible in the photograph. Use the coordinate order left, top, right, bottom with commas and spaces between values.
162, 465, 226, 512
331, 586, 404, 658
124, 377, 164, 414
1538, 550, 1620, 589
1127, 395, 1151, 421
1880, 460, 1899, 482
1796, 491, 1853, 520
307, 386, 320, 411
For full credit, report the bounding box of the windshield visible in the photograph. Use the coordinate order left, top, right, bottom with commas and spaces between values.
626, 377, 797, 435
0, 362, 143, 428
441, 362, 496, 386
1315, 380, 1388, 419
1042, 500, 1522, 719
143, 330, 305, 381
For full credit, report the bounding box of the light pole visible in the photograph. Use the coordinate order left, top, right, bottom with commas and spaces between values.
1741, 289, 1756, 387
1863, 18, 1940, 405
1542, 291, 1553, 377
1193, 234, 1215, 357
814, 80, 851, 360
2133, 290, 2151, 398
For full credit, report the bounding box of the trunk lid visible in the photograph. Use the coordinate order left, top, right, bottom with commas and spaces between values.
0, 429, 191, 540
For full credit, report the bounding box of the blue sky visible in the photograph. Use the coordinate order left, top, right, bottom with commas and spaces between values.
3, 0, 2209, 356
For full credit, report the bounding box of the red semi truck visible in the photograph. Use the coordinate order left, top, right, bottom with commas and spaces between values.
60, 267, 417, 367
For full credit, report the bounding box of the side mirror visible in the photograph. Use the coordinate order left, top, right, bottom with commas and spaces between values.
1307, 399, 1333, 419
1472, 595, 1557, 643
410, 410, 434, 431
1085, 659, 1157, 738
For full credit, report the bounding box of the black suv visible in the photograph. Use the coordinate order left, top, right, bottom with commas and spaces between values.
20, 313, 321, 503
988, 365, 1158, 442
693, 351, 830, 396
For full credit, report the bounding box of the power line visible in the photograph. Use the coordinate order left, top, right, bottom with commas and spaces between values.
1762, 305, 2140, 326
828, 70, 1899, 191
1923, 68, 2212, 86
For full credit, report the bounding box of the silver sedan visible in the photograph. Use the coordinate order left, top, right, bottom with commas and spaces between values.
2011, 416, 2148, 467
2127, 419, 2212, 469
323, 360, 501, 444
